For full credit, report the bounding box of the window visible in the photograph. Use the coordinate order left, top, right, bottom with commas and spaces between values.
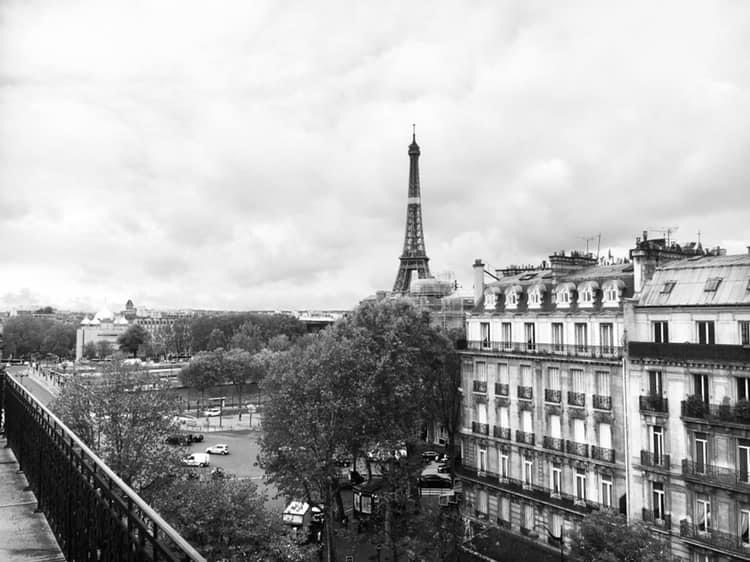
694, 374, 709, 403
476, 362, 487, 382
523, 503, 534, 531
477, 489, 489, 517
741, 509, 750, 547
571, 369, 585, 394
653, 321, 669, 343
361, 494, 372, 514
741, 321, 750, 346
477, 403, 488, 425
524, 323, 536, 351
558, 289, 570, 304
497, 363, 509, 386
738, 441, 750, 484
501, 323, 512, 350
507, 290, 518, 308
523, 459, 533, 487
499, 451, 509, 479
599, 423, 612, 449
477, 447, 487, 475
575, 323, 588, 351
651, 425, 664, 465
480, 322, 491, 348
648, 370, 663, 396
498, 406, 509, 429
552, 323, 564, 351
573, 418, 586, 443
499, 496, 511, 524
581, 287, 593, 304
661, 281, 676, 294
549, 415, 561, 439
575, 469, 587, 501
551, 464, 562, 496
521, 409, 533, 433
596, 371, 611, 397
520, 365, 533, 388
550, 512, 563, 540
484, 292, 496, 309
604, 283, 620, 303
600, 323, 614, 352
704, 277, 722, 292
739, 377, 750, 401
695, 434, 707, 475
697, 321, 716, 345
652, 481, 665, 521
600, 475, 613, 507
547, 367, 561, 390
696, 495, 711, 533
529, 289, 541, 307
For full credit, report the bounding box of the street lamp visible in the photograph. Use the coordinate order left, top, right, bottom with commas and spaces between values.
376, 543, 382, 562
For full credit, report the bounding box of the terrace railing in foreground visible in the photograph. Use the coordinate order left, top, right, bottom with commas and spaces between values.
1, 371, 205, 562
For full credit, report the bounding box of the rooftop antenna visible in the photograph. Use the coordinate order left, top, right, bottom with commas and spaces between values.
696, 230, 702, 245
412, 123, 416, 141
646, 226, 679, 246
577, 234, 600, 258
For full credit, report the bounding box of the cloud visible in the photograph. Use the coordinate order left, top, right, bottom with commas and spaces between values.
1, 1, 750, 311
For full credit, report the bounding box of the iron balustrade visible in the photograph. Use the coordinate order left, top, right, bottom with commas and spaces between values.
471, 421, 489, 436
639, 395, 669, 414
517, 386, 533, 400
542, 436, 563, 452
680, 519, 750, 555
472, 380, 488, 393
516, 430, 535, 446
592, 395, 612, 410
680, 398, 750, 425
642, 508, 671, 530
493, 426, 511, 440
494, 383, 509, 396
566, 440, 589, 457
591, 445, 615, 463
567, 391, 585, 407
466, 340, 623, 359
681, 459, 750, 489
640, 450, 671, 470
0, 371, 205, 562
544, 389, 561, 403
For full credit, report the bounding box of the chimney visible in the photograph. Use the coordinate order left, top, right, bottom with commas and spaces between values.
473, 259, 485, 306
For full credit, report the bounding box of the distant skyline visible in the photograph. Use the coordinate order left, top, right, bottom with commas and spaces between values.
2, 2, 750, 312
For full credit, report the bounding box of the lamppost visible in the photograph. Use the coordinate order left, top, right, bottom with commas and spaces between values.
376, 543, 382, 562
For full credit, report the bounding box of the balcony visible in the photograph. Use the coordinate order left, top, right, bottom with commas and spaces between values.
591, 445, 615, 463
682, 459, 750, 491
680, 519, 750, 556
680, 397, 750, 427
640, 450, 671, 470
471, 421, 489, 436
642, 508, 671, 530
454, 464, 602, 515
466, 340, 623, 359
566, 440, 589, 457
593, 394, 612, 410
494, 382, 509, 396
516, 430, 535, 446
472, 380, 488, 393
542, 436, 564, 452
568, 391, 585, 407
639, 394, 668, 414
544, 389, 562, 403
518, 386, 533, 400
493, 426, 511, 440
629, 341, 750, 364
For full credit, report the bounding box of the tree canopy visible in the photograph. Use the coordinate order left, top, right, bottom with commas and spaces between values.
2, 315, 76, 359
117, 324, 150, 357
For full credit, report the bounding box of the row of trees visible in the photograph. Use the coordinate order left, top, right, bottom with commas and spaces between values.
1, 315, 77, 359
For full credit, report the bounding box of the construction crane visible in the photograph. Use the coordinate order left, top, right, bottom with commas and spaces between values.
646, 226, 679, 246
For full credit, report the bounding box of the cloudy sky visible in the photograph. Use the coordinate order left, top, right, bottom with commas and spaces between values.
2, 1, 750, 313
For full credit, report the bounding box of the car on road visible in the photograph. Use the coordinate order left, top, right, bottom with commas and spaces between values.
206, 444, 230, 455
166, 433, 204, 446
203, 407, 221, 417
437, 463, 451, 473
182, 453, 210, 467
422, 450, 440, 462
418, 474, 453, 489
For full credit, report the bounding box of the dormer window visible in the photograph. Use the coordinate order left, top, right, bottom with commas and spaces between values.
661, 281, 676, 294
577, 281, 599, 309
602, 279, 625, 308
555, 283, 575, 309
581, 288, 593, 304
484, 292, 497, 310
529, 292, 540, 306
505, 286, 522, 310
704, 277, 722, 292
527, 284, 546, 309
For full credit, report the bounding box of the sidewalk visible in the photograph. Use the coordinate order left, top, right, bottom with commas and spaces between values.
0, 437, 65, 561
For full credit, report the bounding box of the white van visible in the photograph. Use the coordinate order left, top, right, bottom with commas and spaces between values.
182, 453, 210, 467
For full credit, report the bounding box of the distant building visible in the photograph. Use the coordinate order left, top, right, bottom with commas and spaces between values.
75, 306, 130, 359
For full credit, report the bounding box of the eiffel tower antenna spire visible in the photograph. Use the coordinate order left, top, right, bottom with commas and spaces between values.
392, 127, 431, 293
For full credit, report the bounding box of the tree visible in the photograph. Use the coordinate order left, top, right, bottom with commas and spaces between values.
223, 348, 255, 419
83, 341, 98, 360
571, 510, 671, 562
51, 361, 183, 491
207, 328, 226, 351
230, 322, 264, 353
179, 350, 225, 406
2, 316, 76, 359
117, 324, 150, 357
96, 340, 113, 359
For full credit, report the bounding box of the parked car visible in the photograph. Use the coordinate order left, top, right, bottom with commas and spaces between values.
422, 450, 439, 462
333, 455, 352, 467
182, 453, 210, 467
418, 474, 453, 489
203, 407, 221, 417
206, 444, 229, 455
166, 433, 204, 446
437, 463, 451, 473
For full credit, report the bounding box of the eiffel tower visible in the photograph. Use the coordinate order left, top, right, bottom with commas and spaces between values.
393, 127, 431, 294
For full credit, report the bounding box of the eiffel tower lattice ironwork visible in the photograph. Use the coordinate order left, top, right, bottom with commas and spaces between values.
393, 128, 431, 293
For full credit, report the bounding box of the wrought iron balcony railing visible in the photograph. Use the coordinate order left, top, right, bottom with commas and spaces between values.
639, 394, 668, 414
680, 519, 750, 556
568, 391, 585, 407
493, 426, 511, 440
543, 436, 564, 452
642, 508, 671, 530
516, 430, 535, 446
472, 380, 488, 393
680, 397, 750, 425
591, 445, 615, 463
544, 389, 561, 403
640, 450, 671, 470
467, 340, 623, 359
682, 459, 750, 489
494, 382, 509, 396
566, 440, 589, 457
518, 385, 533, 400
471, 421, 489, 436
592, 394, 612, 410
